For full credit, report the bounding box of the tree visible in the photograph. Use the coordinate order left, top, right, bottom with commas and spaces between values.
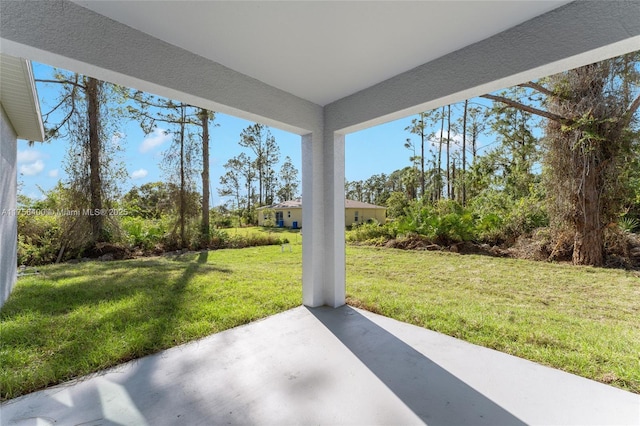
405, 113, 428, 198
487, 89, 541, 199
218, 169, 242, 213
198, 108, 215, 240
160, 104, 200, 246
466, 105, 487, 165
122, 182, 173, 219
37, 70, 125, 246
221, 153, 255, 217
437, 106, 445, 200
129, 92, 215, 246
460, 100, 468, 204
386, 191, 410, 219
481, 53, 640, 265
277, 156, 299, 202
238, 124, 280, 206
446, 104, 452, 199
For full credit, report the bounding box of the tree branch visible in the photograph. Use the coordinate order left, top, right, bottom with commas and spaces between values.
480, 94, 569, 124
622, 93, 640, 129
517, 81, 555, 98
42, 93, 72, 121
35, 78, 85, 89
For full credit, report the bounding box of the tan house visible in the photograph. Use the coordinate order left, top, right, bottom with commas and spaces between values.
258, 199, 386, 228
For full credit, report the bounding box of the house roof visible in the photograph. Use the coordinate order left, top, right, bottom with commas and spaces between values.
259, 199, 386, 210
345, 200, 386, 210
72, 1, 570, 107
0, 53, 44, 142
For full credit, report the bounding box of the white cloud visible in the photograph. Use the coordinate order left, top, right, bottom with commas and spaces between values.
140, 128, 171, 153
48, 169, 59, 178
131, 168, 148, 180
20, 160, 45, 176
17, 149, 44, 163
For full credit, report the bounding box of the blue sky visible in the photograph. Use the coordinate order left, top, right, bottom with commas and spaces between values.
18, 62, 494, 206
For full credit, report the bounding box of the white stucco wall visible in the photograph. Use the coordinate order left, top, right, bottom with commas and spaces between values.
0, 105, 18, 308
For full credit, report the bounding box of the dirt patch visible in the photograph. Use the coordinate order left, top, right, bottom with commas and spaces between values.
85, 243, 133, 261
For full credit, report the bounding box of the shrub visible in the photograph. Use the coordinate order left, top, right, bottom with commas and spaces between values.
121, 216, 166, 251
618, 216, 639, 234
17, 213, 62, 265
346, 221, 395, 244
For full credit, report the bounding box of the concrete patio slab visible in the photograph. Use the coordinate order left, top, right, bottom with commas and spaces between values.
1, 305, 638, 425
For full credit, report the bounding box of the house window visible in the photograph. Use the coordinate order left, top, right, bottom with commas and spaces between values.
354, 211, 359, 222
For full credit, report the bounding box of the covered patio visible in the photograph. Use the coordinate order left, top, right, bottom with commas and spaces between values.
1, 1, 639, 424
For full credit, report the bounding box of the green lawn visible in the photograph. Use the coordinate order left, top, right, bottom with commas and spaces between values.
346, 246, 640, 394
1, 237, 638, 400
0, 239, 302, 401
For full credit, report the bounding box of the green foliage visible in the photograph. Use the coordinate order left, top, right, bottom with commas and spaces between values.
346, 221, 395, 245
122, 182, 173, 219
470, 189, 548, 242
261, 208, 276, 227
121, 216, 166, 250
17, 214, 62, 266
394, 200, 476, 245
618, 216, 639, 233
349, 192, 549, 247
385, 191, 409, 219
211, 209, 234, 228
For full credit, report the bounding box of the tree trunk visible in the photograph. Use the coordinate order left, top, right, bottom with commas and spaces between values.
462, 100, 468, 205
438, 107, 444, 201
420, 113, 425, 199
200, 109, 210, 241
179, 107, 186, 247
446, 105, 451, 199
572, 155, 604, 265
85, 77, 104, 243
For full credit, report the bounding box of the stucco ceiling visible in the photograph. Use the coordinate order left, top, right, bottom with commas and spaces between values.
73, 1, 571, 106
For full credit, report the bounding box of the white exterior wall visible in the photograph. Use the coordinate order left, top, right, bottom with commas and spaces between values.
0, 105, 18, 308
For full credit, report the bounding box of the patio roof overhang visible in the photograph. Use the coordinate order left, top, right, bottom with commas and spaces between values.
1, 0, 639, 307
0, 53, 44, 142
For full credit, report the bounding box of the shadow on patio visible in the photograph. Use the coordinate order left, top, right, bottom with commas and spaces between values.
308, 306, 525, 425
2, 305, 638, 425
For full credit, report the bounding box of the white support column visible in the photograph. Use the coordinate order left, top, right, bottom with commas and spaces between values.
301, 132, 325, 307
323, 132, 345, 307
301, 130, 346, 308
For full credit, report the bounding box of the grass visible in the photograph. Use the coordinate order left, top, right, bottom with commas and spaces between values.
346, 246, 640, 394
1, 235, 638, 400
0, 239, 302, 401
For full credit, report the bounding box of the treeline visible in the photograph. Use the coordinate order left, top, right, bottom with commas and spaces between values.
347, 52, 640, 268
18, 66, 299, 265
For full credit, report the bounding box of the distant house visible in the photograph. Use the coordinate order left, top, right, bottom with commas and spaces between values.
257, 199, 386, 228
1, 54, 45, 308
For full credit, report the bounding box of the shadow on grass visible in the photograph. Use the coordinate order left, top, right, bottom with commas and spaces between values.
1, 258, 230, 317
0, 253, 230, 400
253, 226, 301, 234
